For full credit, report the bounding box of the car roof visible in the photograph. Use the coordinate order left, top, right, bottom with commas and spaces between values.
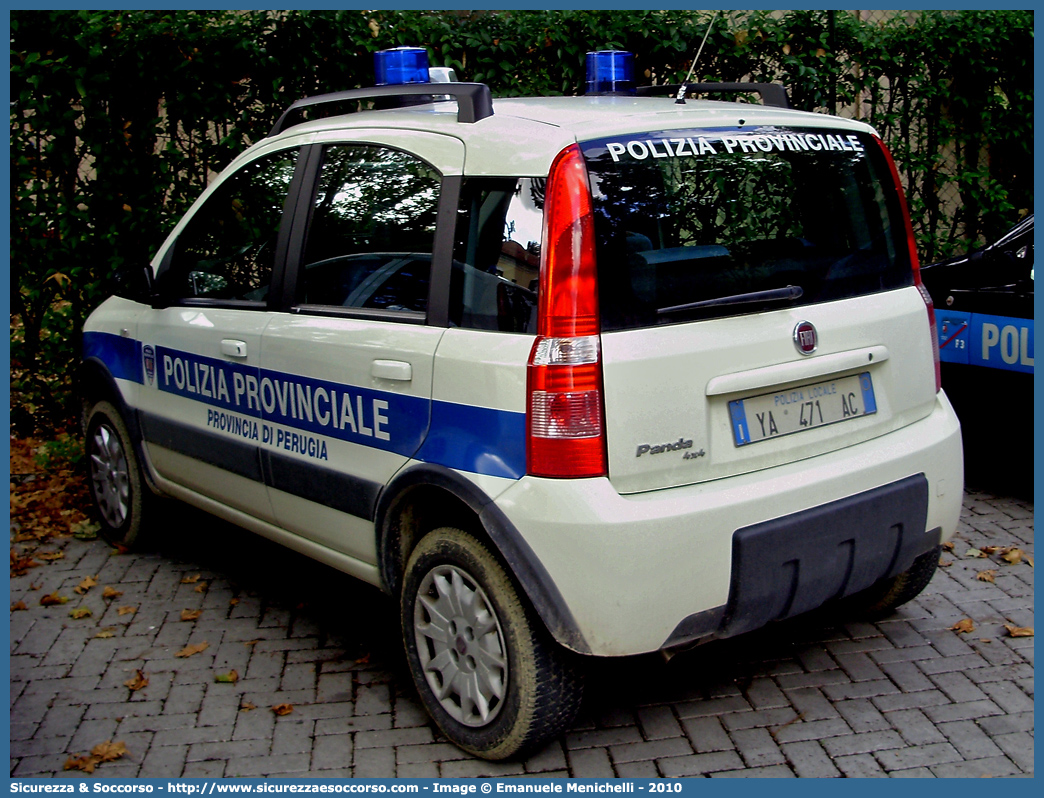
254, 94, 878, 177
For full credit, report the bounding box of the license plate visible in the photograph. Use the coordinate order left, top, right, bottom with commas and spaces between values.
728, 372, 877, 446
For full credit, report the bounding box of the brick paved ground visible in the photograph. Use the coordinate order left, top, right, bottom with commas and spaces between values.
10, 489, 1033, 778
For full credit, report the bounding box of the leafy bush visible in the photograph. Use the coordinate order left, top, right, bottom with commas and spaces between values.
10, 9, 1033, 434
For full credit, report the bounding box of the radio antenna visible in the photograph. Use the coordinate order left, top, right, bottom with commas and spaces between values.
676, 10, 720, 104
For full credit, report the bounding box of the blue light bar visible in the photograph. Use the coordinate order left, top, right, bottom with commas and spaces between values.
585, 50, 635, 96
374, 47, 430, 86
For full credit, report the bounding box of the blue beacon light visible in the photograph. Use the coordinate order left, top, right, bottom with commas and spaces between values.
585, 50, 636, 96
374, 47, 430, 86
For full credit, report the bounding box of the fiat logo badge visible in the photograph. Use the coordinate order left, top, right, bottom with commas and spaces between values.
793, 321, 817, 355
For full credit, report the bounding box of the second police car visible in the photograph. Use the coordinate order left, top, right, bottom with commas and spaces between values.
921, 214, 1033, 493
80, 49, 964, 759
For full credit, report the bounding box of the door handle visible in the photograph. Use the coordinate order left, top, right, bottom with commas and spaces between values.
220, 339, 248, 358
371, 360, 412, 381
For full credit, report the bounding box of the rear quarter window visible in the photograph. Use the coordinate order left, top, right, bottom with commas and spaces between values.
450, 177, 541, 333
581, 127, 914, 331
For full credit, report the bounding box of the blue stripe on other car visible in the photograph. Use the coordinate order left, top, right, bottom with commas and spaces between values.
938, 310, 1033, 373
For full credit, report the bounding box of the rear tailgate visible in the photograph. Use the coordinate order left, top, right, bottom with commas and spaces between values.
580, 123, 937, 494
601, 288, 937, 494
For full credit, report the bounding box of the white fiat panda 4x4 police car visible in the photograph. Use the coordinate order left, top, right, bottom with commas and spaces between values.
81, 49, 963, 759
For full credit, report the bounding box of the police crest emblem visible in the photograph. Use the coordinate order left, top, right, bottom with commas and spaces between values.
143, 345, 156, 386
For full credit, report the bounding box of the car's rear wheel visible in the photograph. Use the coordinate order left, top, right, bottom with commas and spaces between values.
401, 526, 583, 760
846, 545, 941, 616
85, 400, 151, 548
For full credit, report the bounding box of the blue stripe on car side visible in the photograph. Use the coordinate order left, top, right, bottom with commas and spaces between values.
82, 331, 143, 384
85, 336, 527, 480
151, 345, 431, 458
415, 400, 527, 480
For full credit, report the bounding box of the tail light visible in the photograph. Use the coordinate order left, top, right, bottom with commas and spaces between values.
875, 136, 942, 393
915, 279, 942, 393
526, 144, 608, 478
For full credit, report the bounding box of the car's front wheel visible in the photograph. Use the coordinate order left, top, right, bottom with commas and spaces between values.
85, 400, 151, 548
401, 526, 583, 760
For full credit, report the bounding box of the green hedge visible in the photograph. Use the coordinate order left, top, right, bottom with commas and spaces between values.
10, 9, 1033, 433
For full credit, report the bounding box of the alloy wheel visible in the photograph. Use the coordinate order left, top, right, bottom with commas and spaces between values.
89, 422, 130, 529
413, 563, 509, 727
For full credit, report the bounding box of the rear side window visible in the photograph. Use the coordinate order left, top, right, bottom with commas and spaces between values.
450, 178, 541, 333
298, 144, 440, 313
581, 127, 914, 331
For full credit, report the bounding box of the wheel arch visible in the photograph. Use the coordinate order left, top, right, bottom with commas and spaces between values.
78, 358, 139, 436
375, 464, 590, 654
78, 357, 160, 495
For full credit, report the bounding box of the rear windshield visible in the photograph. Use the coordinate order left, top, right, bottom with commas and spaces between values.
581, 127, 914, 331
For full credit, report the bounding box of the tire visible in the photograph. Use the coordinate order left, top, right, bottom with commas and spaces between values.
85, 400, 151, 549
846, 545, 941, 617
400, 527, 584, 760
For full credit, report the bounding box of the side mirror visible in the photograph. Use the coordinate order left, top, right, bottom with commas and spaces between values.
982, 248, 1030, 289
149, 239, 179, 309
109, 262, 155, 304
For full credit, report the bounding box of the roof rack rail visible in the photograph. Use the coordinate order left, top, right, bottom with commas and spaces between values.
637, 82, 789, 109
268, 82, 494, 137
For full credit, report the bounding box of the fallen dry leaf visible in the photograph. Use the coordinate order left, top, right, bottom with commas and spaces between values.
229, 597, 240, 607
11, 601, 27, 611
117, 605, 137, 616
1001, 548, 1024, 565
1026, 556, 1034, 568
181, 608, 202, 621
194, 582, 208, 593
354, 653, 371, 667
94, 628, 116, 639
74, 575, 98, 595
28, 582, 41, 591
271, 703, 294, 716
102, 586, 123, 599
71, 519, 101, 540
37, 551, 65, 562
180, 574, 201, 584
240, 701, 256, 712
243, 639, 261, 647
64, 755, 97, 774
91, 740, 128, 763
964, 548, 987, 559
1004, 624, 1034, 638
980, 546, 1002, 555
175, 641, 209, 658
976, 570, 996, 583
979, 638, 992, 644
941, 541, 955, 552
10, 550, 40, 576
70, 607, 92, 619
124, 671, 149, 691
215, 670, 239, 684
951, 618, 976, 634
938, 559, 953, 568
40, 592, 68, 606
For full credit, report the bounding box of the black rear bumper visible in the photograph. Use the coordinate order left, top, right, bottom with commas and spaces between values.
664, 474, 938, 648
